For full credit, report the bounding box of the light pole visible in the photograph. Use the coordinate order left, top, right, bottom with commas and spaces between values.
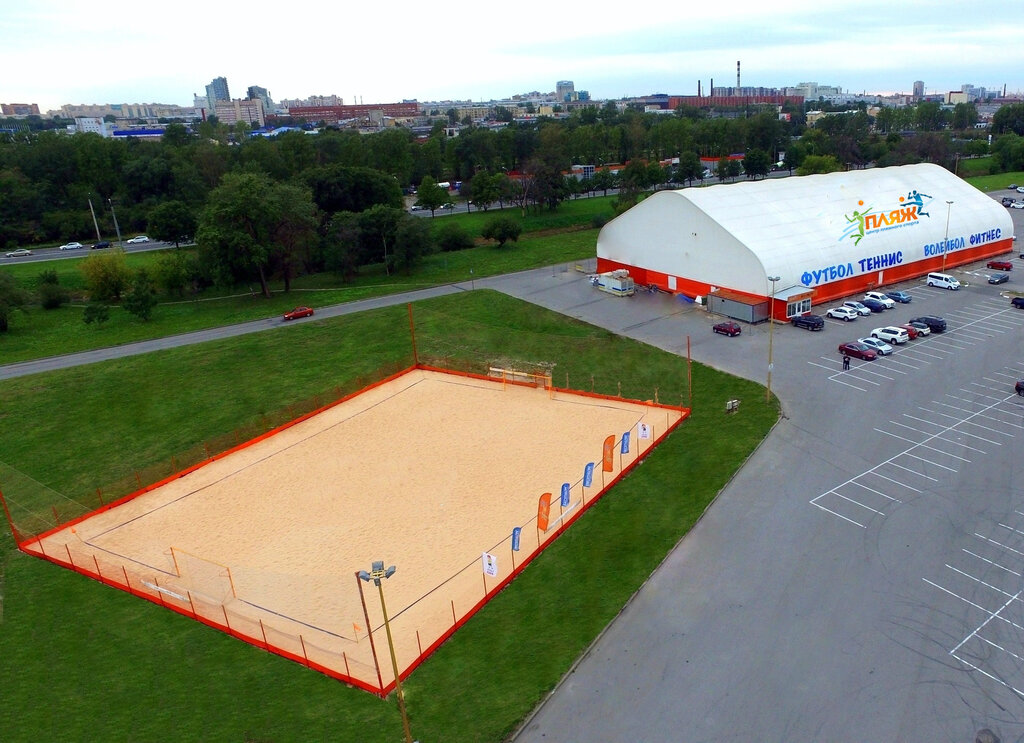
766, 275, 780, 403
358, 561, 413, 743
108, 199, 123, 247
941, 200, 953, 274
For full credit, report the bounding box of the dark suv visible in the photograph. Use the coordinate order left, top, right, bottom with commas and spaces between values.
1012, 296, 1024, 309
791, 314, 825, 331
909, 315, 947, 332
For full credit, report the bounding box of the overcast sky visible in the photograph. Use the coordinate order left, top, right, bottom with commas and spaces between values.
4, 0, 1022, 112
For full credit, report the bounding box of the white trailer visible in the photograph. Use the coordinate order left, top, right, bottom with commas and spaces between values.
592, 269, 635, 296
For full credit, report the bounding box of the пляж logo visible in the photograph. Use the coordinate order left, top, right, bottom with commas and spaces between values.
840, 189, 932, 245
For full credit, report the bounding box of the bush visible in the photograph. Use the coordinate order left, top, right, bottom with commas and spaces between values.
37, 282, 70, 310
37, 269, 59, 286
436, 222, 475, 252
481, 216, 522, 247
591, 214, 609, 229
83, 302, 109, 325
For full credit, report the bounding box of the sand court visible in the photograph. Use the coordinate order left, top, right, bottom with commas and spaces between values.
28, 367, 686, 692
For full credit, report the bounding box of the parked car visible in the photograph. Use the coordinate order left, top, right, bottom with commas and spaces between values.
1011, 296, 1024, 309
1011, 202, 1024, 210
858, 337, 893, 355
907, 320, 931, 336
58, 242, 84, 251
1003, 197, 1016, 207
5, 248, 32, 257
91, 241, 111, 250
885, 290, 912, 304
988, 273, 1009, 284
712, 321, 741, 337
838, 342, 878, 361
283, 306, 314, 321
861, 297, 888, 313
898, 323, 920, 340
1017, 380, 1024, 396
1018, 186, 1024, 194
842, 300, 871, 316
1009, 184, 1019, 190
909, 315, 947, 332
125, 235, 151, 244
790, 314, 825, 331
987, 260, 1013, 271
863, 291, 896, 308
871, 326, 910, 344
826, 306, 860, 321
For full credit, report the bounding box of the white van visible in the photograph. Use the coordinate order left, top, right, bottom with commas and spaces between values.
927, 272, 960, 290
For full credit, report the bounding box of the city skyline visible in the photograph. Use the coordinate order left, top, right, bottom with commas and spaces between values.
4, 0, 1023, 113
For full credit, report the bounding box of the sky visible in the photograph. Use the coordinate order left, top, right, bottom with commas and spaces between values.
3, 0, 1023, 113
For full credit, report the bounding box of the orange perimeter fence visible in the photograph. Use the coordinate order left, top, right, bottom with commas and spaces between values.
1, 361, 688, 696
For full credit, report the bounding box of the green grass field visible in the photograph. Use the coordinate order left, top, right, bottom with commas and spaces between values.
0, 290, 778, 742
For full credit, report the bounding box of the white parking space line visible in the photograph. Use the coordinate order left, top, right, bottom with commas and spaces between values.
961, 549, 1019, 577
885, 460, 939, 481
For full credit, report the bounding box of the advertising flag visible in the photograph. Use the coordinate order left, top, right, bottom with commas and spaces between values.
482, 552, 498, 577
583, 462, 595, 488
621, 431, 631, 454
639, 422, 651, 440
602, 435, 615, 472
512, 526, 521, 551
560, 482, 570, 507
537, 492, 552, 531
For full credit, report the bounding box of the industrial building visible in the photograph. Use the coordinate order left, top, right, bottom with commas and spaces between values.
596, 163, 1015, 322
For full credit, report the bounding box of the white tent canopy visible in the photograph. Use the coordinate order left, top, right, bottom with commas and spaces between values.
597, 163, 1013, 296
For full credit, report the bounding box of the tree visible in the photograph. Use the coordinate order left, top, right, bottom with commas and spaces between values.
0, 272, 29, 332
122, 268, 157, 321
481, 216, 522, 247
415, 177, 449, 215
391, 217, 433, 274
436, 222, 475, 252
148, 200, 197, 247
796, 154, 843, 175
196, 172, 317, 297
153, 248, 199, 297
80, 249, 131, 301
306, 165, 403, 216
992, 103, 1024, 136
950, 102, 979, 132
742, 149, 772, 179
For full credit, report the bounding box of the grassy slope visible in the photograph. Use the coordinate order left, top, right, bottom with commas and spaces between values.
0, 290, 778, 743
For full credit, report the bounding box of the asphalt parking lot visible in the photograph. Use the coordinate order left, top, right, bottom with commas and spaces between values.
497, 242, 1024, 740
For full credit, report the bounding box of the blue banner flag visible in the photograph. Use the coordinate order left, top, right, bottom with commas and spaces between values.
560, 482, 570, 507
621, 431, 631, 454
583, 462, 595, 488
511, 527, 521, 552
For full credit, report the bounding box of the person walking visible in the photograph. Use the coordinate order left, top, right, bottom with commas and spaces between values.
843, 354, 850, 371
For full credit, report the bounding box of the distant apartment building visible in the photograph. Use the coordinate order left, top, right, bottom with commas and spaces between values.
556, 80, 574, 102
247, 86, 274, 113
913, 80, 924, 100
61, 102, 197, 121
206, 76, 230, 102
782, 82, 844, 103
1, 103, 41, 116
279, 94, 344, 108
71, 117, 109, 136
212, 98, 266, 126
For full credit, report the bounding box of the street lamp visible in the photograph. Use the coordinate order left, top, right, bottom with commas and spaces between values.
766, 275, 781, 403
941, 200, 954, 274
358, 561, 413, 743
108, 199, 123, 247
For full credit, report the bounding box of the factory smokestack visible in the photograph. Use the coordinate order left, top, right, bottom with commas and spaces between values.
698, 80, 702, 97
737, 60, 741, 89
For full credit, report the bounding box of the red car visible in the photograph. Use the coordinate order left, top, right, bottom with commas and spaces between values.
283, 306, 314, 321
712, 321, 741, 337
838, 342, 878, 361
987, 260, 1013, 271
898, 323, 920, 340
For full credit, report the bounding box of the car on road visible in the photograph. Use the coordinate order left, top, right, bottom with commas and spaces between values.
906, 320, 931, 336
91, 241, 111, 250
1012, 202, 1024, 209
838, 342, 878, 361
861, 297, 888, 313
1011, 296, 1024, 309
826, 306, 860, 322
790, 314, 825, 331
885, 290, 913, 303
898, 323, 920, 340
712, 321, 741, 337
987, 260, 1013, 271
909, 315, 947, 332
59, 242, 84, 251
842, 300, 872, 316
989, 273, 1009, 284
871, 326, 910, 344
283, 306, 314, 321
858, 336, 893, 355
863, 291, 896, 308
439, 202, 455, 210
5, 248, 32, 257
125, 235, 151, 244
409, 205, 426, 211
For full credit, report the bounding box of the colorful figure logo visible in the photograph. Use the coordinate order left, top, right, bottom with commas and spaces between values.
840, 188, 932, 245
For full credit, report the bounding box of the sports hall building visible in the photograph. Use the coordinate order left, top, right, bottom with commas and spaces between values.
596, 163, 1015, 322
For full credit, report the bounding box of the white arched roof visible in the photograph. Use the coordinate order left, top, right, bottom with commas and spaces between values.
597, 163, 1013, 295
